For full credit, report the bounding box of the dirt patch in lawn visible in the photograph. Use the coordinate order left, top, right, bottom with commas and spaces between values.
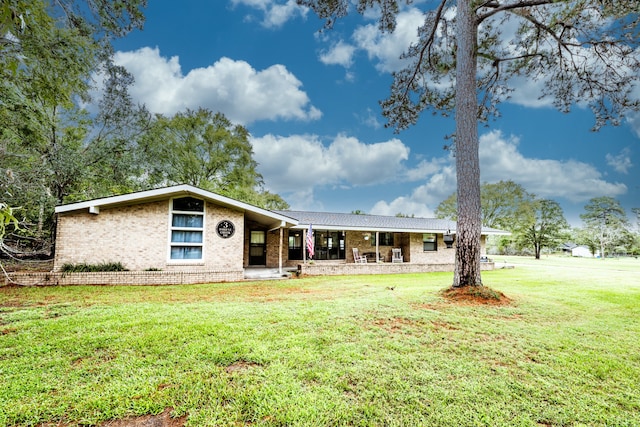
36, 409, 187, 427
440, 285, 512, 306
224, 359, 263, 374
99, 408, 186, 427
369, 316, 428, 334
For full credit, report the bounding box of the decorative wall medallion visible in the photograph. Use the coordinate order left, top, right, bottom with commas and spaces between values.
216, 220, 235, 238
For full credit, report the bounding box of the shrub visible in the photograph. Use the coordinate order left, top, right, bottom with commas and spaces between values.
60, 262, 128, 272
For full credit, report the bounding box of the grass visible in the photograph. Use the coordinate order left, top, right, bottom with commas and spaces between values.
1, 256, 639, 426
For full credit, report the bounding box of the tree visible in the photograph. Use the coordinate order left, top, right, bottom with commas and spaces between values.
140, 109, 289, 209
580, 196, 629, 258
435, 180, 532, 230
514, 198, 568, 259
0, 0, 147, 253
301, 0, 640, 287
572, 227, 599, 258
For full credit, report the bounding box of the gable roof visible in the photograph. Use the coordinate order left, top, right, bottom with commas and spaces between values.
55, 185, 510, 235
275, 210, 509, 235
55, 184, 297, 229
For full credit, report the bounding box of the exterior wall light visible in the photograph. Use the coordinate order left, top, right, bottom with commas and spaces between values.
443, 231, 455, 248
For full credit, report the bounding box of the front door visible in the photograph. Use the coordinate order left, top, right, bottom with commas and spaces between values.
249, 230, 266, 265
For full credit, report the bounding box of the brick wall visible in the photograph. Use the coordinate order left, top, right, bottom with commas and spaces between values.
346, 232, 394, 263
298, 261, 495, 276
54, 199, 244, 272
6, 270, 243, 286
265, 228, 285, 268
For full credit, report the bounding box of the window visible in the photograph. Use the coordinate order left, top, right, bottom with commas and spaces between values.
372, 232, 394, 246
289, 229, 345, 260
170, 197, 204, 260
423, 233, 437, 251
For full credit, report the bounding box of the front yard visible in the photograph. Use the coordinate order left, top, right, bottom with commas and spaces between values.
1, 257, 639, 426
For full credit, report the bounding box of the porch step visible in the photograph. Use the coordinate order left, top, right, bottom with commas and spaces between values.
243, 268, 294, 280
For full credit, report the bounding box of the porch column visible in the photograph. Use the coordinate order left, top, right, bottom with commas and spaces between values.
376, 231, 380, 262
278, 227, 283, 274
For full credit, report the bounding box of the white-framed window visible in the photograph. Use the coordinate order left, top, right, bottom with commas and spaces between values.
169, 197, 204, 261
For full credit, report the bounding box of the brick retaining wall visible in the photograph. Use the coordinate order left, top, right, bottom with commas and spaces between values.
5, 262, 495, 286
5, 270, 244, 286
298, 262, 495, 276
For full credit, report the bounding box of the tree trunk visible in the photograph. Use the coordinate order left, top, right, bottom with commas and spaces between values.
453, 0, 482, 288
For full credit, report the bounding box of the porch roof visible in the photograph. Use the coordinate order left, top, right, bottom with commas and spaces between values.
275, 210, 509, 235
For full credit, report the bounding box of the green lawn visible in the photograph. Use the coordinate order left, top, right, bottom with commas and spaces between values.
1, 257, 639, 426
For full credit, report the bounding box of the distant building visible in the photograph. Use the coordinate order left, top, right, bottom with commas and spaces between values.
571, 246, 593, 258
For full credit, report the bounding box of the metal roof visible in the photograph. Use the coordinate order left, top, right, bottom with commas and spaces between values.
274, 210, 509, 235
54, 185, 509, 235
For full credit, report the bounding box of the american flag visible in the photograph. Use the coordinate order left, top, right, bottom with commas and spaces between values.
306, 223, 314, 259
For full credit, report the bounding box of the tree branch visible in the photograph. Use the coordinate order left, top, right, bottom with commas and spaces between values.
477, 0, 558, 23
401, 0, 448, 101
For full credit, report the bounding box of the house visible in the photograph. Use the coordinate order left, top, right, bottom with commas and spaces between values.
22, 184, 507, 286
559, 242, 578, 254
560, 243, 594, 258
571, 245, 593, 258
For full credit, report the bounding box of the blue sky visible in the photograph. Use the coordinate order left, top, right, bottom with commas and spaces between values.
109, 1, 639, 226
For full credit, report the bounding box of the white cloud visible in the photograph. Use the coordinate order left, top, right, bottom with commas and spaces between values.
111, 47, 321, 124
352, 8, 423, 73
606, 148, 633, 174
251, 133, 410, 196
369, 129, 627, 217
370, 163, 456, 217
230, 0, 308, 28
370, 196, 436, 218
404, 157, 450, 181
505, 76, 554, 108
627, 83, 640, 137
319, 40, 356, 68
357, 108, 382, 129
478, 130, 627, 202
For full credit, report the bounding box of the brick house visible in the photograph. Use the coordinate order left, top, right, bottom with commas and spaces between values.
46, 184, 507, 285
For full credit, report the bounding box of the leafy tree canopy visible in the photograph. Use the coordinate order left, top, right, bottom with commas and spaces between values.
580, 196, 629, 258
1, 0, 147, 255
513, 198, 569, 259
140, 108, 289, 210
435, 180, 532, 230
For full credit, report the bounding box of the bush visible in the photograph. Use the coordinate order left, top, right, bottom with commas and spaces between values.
60, 262, 128, 272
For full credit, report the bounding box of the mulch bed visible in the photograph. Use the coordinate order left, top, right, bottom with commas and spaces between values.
440, 285, 512, 306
